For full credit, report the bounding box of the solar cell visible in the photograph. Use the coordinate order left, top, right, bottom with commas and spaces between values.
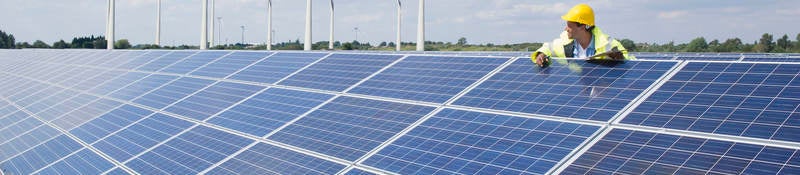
116, 51, 171, 70
207, 142, 346, 174
561, 129, 800, 174
135, 51, 196, 72
70, 105, 153, 144
363, 108, 600, 174
93, 113, 193, 163
278, 54, 403, 92
621, 62, 800, 142
349, 56, 509, 103
208, 87, 334, 136
35, 149, 115, 174
125, 125, 253, 174
269, 96, 436, 161
229, 52, 328, 83
190, 51, 272, 78
164, 81, 264, 121
0, 135, 84, 174
132, 77, 215, 109
108, 74, 178, 101
159, 51, 230, 74
454, 58, 677, 121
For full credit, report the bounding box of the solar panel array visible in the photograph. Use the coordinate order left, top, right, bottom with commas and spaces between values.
0, 49, 798, 175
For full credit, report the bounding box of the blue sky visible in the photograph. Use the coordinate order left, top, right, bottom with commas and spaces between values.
1, 0, 798, 46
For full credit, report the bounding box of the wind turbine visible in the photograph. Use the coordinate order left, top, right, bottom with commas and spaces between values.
106, 0, 115, 50
416, 0, 424, 51
304, 0, 312, 50
329, 0, 334, 50
156, 0, 161, 46
396, 0, 402, 51
201, 0, 209, 50
210, 0, 215, 47
267, 0, 272, 50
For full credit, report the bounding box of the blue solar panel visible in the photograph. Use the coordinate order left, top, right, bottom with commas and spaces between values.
229, 52, 328, 83
51, 98, 122, 130
88, 72, 149, 96
72, 70, 126, 91
454, 58, 677, 121
160, 51, 230, 74
622, 62, 800, 142
116, 51, 170, 70
363, 108, 600, 174
164, 82, 264, 121
25, 89, 76, 114
36, 149, 115, 174
0, 135, 84, 174
70, 105, 153, 144
269, 96, 436, 161
742, 56, 800, 62
562, 129, 800, 174
344, 168, 377, 175
133, 77, 215, 109
208, 142, 346, 174
108, 74, 178, 101
125, 125, 253, 174
135, 51, 196, 72
208, 87, 334, 136
37, 94, 98, 121
0, 124, 61, 162
93, 113, 193, 162
279, 54, 403, 92
676, 56, 740, 61
349, 56, 509, 103
106, 168, 128, 175
190, 52, 272, 78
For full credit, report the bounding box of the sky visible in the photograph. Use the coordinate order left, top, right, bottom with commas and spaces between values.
1, 0, 799, 46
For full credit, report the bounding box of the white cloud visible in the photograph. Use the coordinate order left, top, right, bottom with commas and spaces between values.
657, 10, 689, 19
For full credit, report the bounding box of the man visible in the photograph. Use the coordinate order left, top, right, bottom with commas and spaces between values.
532, 3, 634, 68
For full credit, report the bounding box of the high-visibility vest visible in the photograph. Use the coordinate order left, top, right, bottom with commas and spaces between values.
531, 27, 635, 61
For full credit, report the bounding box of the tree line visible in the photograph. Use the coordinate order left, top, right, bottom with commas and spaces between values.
2, 29, 799, 53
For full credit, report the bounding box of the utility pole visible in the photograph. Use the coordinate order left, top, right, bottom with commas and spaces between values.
217, 17, 222, 46
241, 25, 245, 45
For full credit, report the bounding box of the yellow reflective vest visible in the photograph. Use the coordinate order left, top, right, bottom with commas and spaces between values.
530, 27, 634, 62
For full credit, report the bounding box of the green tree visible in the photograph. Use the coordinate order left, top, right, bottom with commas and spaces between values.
32, 40, 50, 48
618, 38, 636, 52
114, 39, 131, 49
755, 33, 774, 52
686, 37, 708, 52
52, 40, 69, 49
707, 39, 720, 52
0, 30, 15, 49
719, 38, 743, 52
342, 42, 353, 50
776, 34, 790, 51
457, 37, 467, 46
16, 42, 31, 49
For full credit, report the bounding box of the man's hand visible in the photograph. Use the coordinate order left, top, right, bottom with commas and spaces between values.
607, 47, 624, 60
535, 52, 550, 68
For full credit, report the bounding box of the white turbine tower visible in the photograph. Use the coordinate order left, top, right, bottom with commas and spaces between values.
156, 0, 161, 46
210, 0, 215, 47
267, 0, 272, 50
396, 0, 402, 51
106, 0, 115, 50
329, 0, 334, 50
416, 0, 424, 51
201, 0, 209, 50
304, 0, 312, 50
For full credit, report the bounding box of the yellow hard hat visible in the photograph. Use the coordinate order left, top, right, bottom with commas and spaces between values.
561, 3, 595, 26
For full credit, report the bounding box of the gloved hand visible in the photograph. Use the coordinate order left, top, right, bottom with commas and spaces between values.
535, 52, 550, 68
608, 47, 624, 60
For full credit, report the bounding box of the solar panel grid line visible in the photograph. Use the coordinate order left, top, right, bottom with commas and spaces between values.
86, 51, 131, 67
609, 60, 689, 125
0, 117, 46, 148
339, 166, 386, 175
136, 51, 199, 72
97, 51, 150, 68
116, 50, 174, 70
550, 126, 615, 174
0, 97, 137, 175
167, 51, 235, 75
337, 54, 412, 92
0, 125, 60, 164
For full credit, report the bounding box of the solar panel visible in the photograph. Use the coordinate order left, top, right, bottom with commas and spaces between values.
561, 128, 800, 174
125, 125, 253, 174
268, 96, 436, 161
742, 56, 800, 62
676, 56, 741, 61
349, 56, 509, 103
278, 54, 403, 92
453, 58, 677, 121
621, 62, 800, 142
207, 142, 346, 174
3, 50, 800, 174
207, 87, 334, 137
190, 51, 272, 78
229, 52, 328, 83
362, 108, 600, 174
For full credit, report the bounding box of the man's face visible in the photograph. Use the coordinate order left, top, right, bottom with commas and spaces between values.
564, 21, 581, 39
